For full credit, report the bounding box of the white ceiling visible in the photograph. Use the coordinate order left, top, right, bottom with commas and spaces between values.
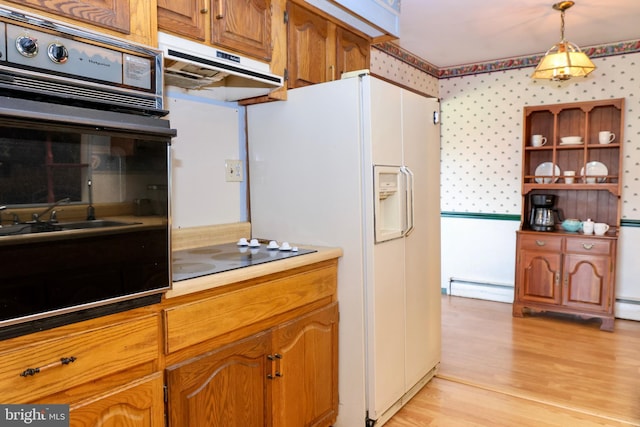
396, 0, 640, 68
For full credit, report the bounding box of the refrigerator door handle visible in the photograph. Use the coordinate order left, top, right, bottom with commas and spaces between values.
401, 166, 415, 237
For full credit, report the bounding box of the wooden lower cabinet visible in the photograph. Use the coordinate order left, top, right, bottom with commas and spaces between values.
513, 231, 616, 331
0, 257, 339, 427
272, 303, 338, 427
69, 373, 165, 427
0, 309, 162, 426
166, 331, 272, 426
166, 302, 338, 427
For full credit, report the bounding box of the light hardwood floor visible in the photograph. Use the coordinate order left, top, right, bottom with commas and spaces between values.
386, 295, 640, 426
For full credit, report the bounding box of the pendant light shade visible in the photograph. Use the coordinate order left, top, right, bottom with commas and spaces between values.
532, 1, 595, 81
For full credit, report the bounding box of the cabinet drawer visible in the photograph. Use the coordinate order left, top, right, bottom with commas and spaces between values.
0, 314, 159, 403
164, 263, 337, 353
565, 237, 613, 255
519, 234, 563, 252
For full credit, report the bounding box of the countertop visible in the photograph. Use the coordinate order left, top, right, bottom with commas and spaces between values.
166, 244, 343, 299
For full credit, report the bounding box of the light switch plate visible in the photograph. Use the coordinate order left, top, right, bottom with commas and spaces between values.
225, 159, 243, 182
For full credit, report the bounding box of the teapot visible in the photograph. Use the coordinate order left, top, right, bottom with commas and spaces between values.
561, 218, 582, 232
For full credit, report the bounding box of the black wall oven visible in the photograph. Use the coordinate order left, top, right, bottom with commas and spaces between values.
0, 7, 175, 339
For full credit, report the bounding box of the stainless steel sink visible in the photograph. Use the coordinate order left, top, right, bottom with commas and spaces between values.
0, 220, 138, 236
59, 220, 139, 230
0, 222, 62, 236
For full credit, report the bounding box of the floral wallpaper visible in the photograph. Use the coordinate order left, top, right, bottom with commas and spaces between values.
371, 44, 640, 220
370, 46, 439, 97
439, 54, 640, 219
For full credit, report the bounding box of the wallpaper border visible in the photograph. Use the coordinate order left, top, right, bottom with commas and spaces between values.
374, 40, 640, 79
441, 212, 640, 227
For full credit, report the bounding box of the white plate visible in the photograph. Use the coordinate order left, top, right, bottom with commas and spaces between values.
534, 162, 560, 184
581, 161, 608, 183
559, 141, 583, 146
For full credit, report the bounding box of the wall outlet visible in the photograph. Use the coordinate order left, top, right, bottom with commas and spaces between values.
225, 159, 243, 182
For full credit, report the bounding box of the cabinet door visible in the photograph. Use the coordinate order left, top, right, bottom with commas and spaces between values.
287, 2, 332, 88
563, 254, 610, 312
69, 373, 164, 427
166, 331, 272, 427
158, 0, 206, 41
517, 249, 563, 305
212, 0, 272, 61
272, 303, 338, 427
335, 27, 370, 78
4, 0, 130, 34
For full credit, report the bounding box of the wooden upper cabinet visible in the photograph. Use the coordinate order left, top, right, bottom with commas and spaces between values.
1, 0, 156, 45
335, 26, 370, 78
212, 0, 272, 61
287, 1, 370, 89
157, 0, 206, 41
158, 0, 272, 61
287, 2, 331, 87
3, 0, 130, 33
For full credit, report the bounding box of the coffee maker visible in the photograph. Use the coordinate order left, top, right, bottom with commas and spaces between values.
529, 194, 560, 231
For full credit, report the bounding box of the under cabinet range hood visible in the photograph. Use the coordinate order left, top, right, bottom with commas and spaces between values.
157, 32, 283, 101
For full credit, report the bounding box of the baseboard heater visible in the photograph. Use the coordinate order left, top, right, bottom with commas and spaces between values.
447, 277, 513, 296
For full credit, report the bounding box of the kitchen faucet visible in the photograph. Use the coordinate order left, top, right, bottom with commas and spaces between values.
0, 208, 20, 225
32, 197, 70, 222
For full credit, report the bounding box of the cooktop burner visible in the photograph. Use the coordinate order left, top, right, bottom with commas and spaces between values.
172, 241, 316, 282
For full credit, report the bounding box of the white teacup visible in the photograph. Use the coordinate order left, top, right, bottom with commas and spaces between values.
599, 131, 615, 144
563, 170, 575, 184
531, 135, 547, 147
594, 223, 610, 236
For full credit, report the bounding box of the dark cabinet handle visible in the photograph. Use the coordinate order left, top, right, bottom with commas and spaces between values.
274, 353, 283, 377
267, 353, 284, 379
20, 356, 77, 377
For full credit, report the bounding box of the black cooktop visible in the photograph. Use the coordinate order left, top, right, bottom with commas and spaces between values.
172, 241, 317, 282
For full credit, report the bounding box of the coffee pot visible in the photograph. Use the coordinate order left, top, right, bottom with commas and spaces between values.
529, 194, 562, 232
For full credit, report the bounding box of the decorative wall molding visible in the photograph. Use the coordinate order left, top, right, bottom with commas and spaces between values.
373, 39, 640, 79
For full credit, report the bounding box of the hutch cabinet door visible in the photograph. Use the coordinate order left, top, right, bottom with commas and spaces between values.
158, 0, 207, 41
272, 302, 339, 427
562, 253, 610, 312
517, 249, 563, 305
166, 331, 272, 427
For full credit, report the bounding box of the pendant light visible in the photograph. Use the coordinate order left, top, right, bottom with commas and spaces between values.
532, 1, 595, 81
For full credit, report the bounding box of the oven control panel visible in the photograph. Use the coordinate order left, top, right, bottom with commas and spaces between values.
3, 23, 152, 90
0, 7, 164, 113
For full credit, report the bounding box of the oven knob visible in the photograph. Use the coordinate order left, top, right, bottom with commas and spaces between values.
16, 35, 39, 57
47, 42, 69, 64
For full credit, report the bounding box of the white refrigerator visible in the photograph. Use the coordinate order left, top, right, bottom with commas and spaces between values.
247, 74, 441, 427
